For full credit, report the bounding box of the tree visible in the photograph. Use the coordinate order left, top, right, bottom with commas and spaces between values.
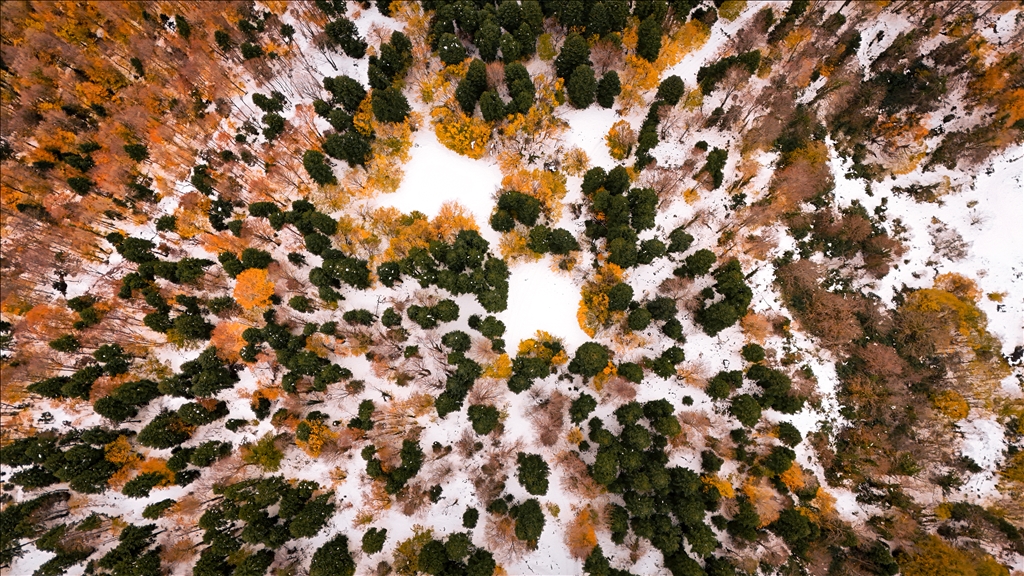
567, 65, 597, 108
480, 91, 506, 121
628, 308, 652, 331
234, 268, 275, 310
569, 342, 610, 378
323, 131, 370, 167
513, 499, 546, 542
677, 248, 716, 278
570, 393, 598, 424
138, 411, 194, 449
438, 33, 468, 66
555, 33, 591, 80
596, 71, 621, 108
324, 75, 366, 113
362, 527, 387, 554
463, 508, 479, 529
290, 494, 335, 538
517, 452, 550, 495
371, 87, 411, 123
741, 343, 765, 362
730, 394, 761, 427
636, 17, 662, 62
607, 282, 634, 311
303, 150, 337, 186
651, 73, 685, 108
309, 533, 356, 576
468, 404, 499, 435
456, 59, 488, 114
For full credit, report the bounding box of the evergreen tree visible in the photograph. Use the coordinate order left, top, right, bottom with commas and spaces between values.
467, 404, 500, 435
371, 87, 411, 123
656, 75, 685, 105
554, 33, 591, 80
309, 534, 356, 576
437, 33, 468, 66
567, 65, 597, 108
636, 16, 663, 62
303, 150, 337, 186
513, 499, 546, 542
516, 452, 550, 495
569, 342, 610, 378
362, 527, 387, 553
455, 59, 488, 115
596, 71, 621, 108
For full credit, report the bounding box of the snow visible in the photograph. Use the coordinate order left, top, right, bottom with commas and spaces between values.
831, 142, 1024, 356
501, 261, 589, 352
367, 126, 505, 247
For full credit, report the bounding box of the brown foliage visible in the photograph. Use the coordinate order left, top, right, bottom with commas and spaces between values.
530, 390, 568, 447
556, 451, 605, 500
565, 507, 599, 560
776, 259, 864, 349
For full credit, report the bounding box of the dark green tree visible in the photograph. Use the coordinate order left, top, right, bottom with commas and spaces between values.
596, 70, 621, 108
636, 16, 662, 62
567, 65, 597, 108
513, 499, 545, 542
309, 533, 356, 576
362, 527, 387, 553
371, 87, 411, 123
569, 342, 610, 378
554, 33, 591, 80
467, 404, 500, 435
516, 452, 550, 495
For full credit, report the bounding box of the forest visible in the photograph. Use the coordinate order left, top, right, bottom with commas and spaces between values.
1, 1, 1023, 575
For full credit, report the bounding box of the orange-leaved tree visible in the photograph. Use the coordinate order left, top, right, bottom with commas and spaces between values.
234, 268, 274, 310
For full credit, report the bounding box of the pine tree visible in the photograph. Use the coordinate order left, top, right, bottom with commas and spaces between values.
636, 16, 663, 62
554, 33, 592, 80
596, 71, 621, 108
567, 65, 597, 108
